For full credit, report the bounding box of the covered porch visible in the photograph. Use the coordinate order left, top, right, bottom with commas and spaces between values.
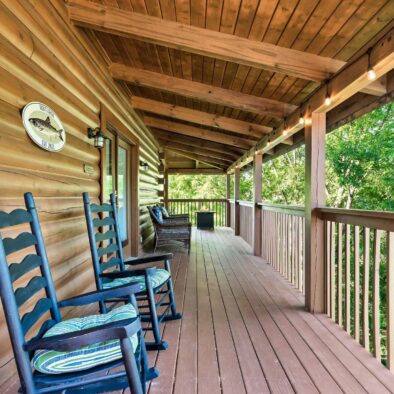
143, 228, 394, 393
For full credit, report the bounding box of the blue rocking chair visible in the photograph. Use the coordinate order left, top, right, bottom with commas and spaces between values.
83, 192, 182, 351
0, 192, 157, 394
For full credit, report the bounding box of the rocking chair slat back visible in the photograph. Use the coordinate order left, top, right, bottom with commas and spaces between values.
0, 192, 61, 391
3, 232, 37, 256
83, 192, 126, 289
15, 276, 48, 307
9, 254, 43, 283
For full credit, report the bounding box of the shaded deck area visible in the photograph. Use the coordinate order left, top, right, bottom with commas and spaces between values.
144, 228, 394, 394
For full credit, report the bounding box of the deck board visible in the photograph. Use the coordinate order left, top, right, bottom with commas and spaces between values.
5, 228, 394, 394
148, 228, 394, 394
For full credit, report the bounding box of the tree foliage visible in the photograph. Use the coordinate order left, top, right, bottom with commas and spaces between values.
168, 103, 394, 211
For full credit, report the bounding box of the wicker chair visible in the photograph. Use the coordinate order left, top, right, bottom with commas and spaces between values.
148, 206, 191, 254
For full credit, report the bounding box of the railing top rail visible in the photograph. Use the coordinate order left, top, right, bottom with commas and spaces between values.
317, 207, 394, 231
164, 198, 227, 202
237, 200, 254, 207
258, 202, 305, 216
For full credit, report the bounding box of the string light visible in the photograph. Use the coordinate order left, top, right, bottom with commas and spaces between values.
367, 48, 376, 81
324, 81, 331, 106
299, 113, 305, 125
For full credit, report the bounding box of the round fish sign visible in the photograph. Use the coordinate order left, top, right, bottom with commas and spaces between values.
22, 102, 66, 152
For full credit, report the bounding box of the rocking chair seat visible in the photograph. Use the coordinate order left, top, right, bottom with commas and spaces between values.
102, 268, 170, 291
33, 304, 138, 374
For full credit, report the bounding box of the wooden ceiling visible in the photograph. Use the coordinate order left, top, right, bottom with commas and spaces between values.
67, 0, 394, 172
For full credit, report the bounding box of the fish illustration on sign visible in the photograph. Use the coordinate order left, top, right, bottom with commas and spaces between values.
21, 102, 66, 152
29, 116, 64, 141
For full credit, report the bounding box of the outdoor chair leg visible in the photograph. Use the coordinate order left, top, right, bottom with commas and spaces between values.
161, 278, 182, 322
144, 277, 169, 351
120, 338, 144, 394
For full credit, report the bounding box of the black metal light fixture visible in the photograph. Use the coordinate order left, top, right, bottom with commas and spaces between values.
87, 127, 105, 148
140, 160, 149, 172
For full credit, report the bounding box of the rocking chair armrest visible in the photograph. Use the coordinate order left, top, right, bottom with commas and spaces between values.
25, 317, 141, 352
124, 253, 173, 266
58, 283, 144, 308
100, 267, 156, 279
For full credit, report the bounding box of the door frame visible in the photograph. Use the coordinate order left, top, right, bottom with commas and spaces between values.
99, 104, 139, 257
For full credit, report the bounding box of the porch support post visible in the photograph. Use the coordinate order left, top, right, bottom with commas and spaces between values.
253, 153, 262, 256
234, 167, 240, 236
305, 112, 326, 313
226, 173, 231, 227
164, 170, 169, 209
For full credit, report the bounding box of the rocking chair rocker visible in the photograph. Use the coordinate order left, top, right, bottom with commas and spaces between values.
83, 192, 182, 351
0, 192, 157, 394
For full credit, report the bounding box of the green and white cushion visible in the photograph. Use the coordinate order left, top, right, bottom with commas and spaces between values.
33, 304, 138, 374
103, 268, 170, 290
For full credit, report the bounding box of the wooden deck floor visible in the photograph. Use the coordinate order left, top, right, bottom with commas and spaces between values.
142, 228, 394, 394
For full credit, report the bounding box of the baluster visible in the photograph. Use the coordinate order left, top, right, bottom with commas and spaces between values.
337, 223, 343, 327
354, 225, 360, 342
330, 222, 336, 321
345, 224, 351, 334
363, 227, 370, 351
387, 232, 394, 371
299, 216, 303, 293
326, 221, 331, 315
372, 229, 381, 361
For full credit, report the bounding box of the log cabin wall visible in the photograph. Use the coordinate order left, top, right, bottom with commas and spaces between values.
0, 0, 160, 389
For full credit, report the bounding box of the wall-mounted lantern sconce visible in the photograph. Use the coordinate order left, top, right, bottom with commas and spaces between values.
87, 127, 106, 149
140, 160, 149, 172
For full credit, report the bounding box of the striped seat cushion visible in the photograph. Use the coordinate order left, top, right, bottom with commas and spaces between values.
103, 268, 170, 291
33, 304, 138, 374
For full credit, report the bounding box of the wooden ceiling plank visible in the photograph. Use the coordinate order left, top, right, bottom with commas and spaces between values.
110, 64, 297, 117
166, 168, 225, 174
157, 136, 239, 161
67, 0, 345, 81
158, 139, 234, 163
131, 96, 272, 136
228, 27, 394, 172
165, 147, 226, 169
151, 128, 245, 156
144, 116, 254, 149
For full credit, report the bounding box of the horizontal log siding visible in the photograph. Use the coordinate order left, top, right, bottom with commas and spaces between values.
0, 0, 160, 389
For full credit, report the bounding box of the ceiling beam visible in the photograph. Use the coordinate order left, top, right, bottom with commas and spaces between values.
360, 75, 387, 96
131, 96, 272, 137
158, 139, 235, 163
165, 148, 227, 169
144, 116, 254, 149
67, 0, 345, 81
165, 168, 225, 175
111, 64, 297, 117
227, 27, 394, 172
151, 128, 244, 157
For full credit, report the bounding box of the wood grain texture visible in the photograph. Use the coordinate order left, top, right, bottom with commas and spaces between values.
111, 64, 297, 117
0, 0, 160, 389
67, 0, 345, 81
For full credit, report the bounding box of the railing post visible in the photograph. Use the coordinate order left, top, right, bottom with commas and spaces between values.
164, 170, 169, 209
226, 173, 231, 227
253, 153, 262, 256
234, 168, 240, 236
305, 112, 326, 313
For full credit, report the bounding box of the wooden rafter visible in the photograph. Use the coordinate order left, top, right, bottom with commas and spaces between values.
165, 148, 227, 169
165, 168, 225, 174
158, 139, 235, 163
228, 28, 394, 172
131, 96, 272, 137
111, 64, 297, 117
67, 0, 345, 81
151, 129, 244, 157
144, 116, 254, 149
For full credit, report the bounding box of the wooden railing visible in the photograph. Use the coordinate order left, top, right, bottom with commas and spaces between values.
318, 207, 394, 369
229, 200, 235, 231
164, 199, 227, 226
238, 201, 254, 246
259, 203, 305, 294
